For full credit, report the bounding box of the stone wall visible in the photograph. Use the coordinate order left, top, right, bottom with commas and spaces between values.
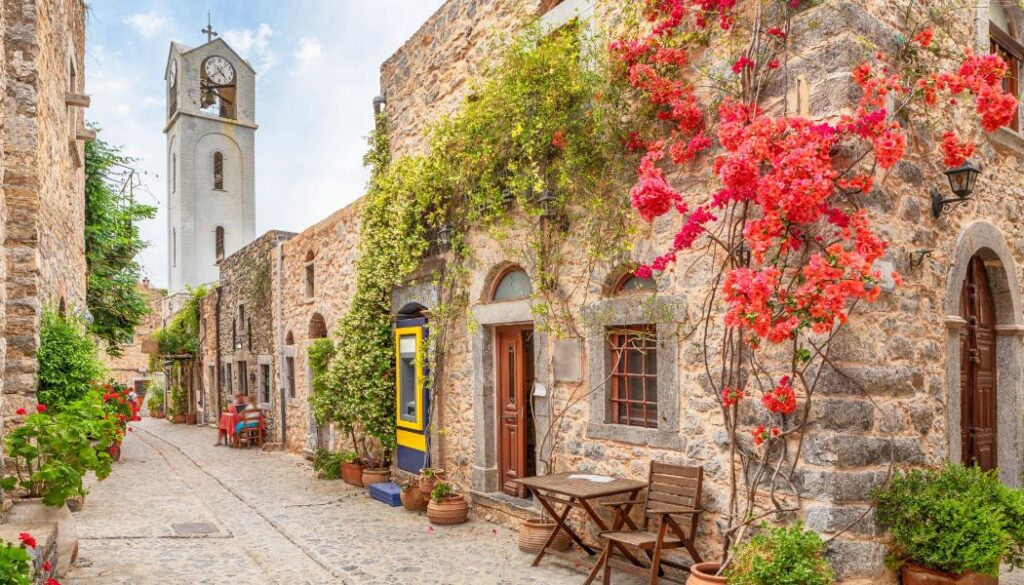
273, 204, 361, 453
1, 0, 88, 420
101, 280, 164, 388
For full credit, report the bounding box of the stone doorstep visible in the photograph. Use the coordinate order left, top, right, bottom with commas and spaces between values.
469, 490, 542, 525
0, 522, 58, 584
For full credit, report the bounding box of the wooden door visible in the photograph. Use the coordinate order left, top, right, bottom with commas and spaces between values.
960, 255, 998, 471
497, 327, 532, 497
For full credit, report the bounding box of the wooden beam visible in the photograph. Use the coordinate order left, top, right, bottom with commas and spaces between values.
65, 92, 91, 108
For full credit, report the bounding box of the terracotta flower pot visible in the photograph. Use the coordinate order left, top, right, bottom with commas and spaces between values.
171, 414, 186, 424
341, 461, 366, 487
400, 485, 426, 511
150, 409, 164, 419
427, 494, 469, 525
362, 468, 391, 489
419, 468, 445, 495
107, 440, 122, 462
517, 519, 570, 553
687, 562, 727, 585
8, 498, 77, 577
900, 563, 996, 585
185, 412, 198, 424
66, 494, 86, 513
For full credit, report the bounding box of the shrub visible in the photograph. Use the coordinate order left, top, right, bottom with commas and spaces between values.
726, 522, 835, 585
874, 463, 1024, 576
166, 385, 187, 417
37, 308, 105, 411
312, 449, 343, 480
146, 384, 164, 412
338, 451, 358, 464
430, 482, 453, 503
0, 539, 33, 585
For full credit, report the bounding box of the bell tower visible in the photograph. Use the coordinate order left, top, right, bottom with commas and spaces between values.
165, 21, 257, 293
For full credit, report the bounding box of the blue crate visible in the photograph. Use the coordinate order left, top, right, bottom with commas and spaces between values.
369, 481, 402, 507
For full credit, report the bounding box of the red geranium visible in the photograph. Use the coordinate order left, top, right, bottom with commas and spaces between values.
18, 532, 36, 549
36, 404, 47, 413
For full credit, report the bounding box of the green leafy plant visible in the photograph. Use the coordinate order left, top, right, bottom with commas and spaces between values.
146, 382, 165, 413
725, 522, 835, 585
84, 126, 157, 355
166, 385, 187, 418
0, 539, 33, 585
37, 308, 105, 411
149, 286, 207, 367
2, 391, 117, 507
874, 463, 1024, 576
338, 451, 359, 464
312, 448, 344, 480
430, 482, 454, 503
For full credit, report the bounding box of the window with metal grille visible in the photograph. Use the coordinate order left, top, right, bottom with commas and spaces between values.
213, 151, 224, 189
215, 226, 225, 261
992, 5, 1023, 131
285, 356, 296, 399
608, 325, 658, 428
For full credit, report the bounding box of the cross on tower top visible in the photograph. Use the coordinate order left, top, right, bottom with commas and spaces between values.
201, 12, 218, 43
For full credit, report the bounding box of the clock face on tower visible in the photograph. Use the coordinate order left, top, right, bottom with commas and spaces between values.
203, 56, 235, 85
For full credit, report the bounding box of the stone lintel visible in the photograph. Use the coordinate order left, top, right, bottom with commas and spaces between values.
943, 315, 966, 330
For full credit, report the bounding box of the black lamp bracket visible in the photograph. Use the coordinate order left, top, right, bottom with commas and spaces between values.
931, 188, 971, 218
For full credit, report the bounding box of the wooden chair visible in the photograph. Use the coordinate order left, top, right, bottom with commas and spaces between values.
236, 410, 264, 448
584, 462, 703, 585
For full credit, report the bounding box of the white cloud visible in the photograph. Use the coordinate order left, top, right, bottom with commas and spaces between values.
222, 23, 277, 77
292, 37, 323, 73
124, 12, 170, 38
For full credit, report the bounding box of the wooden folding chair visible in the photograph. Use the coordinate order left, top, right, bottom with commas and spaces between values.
584, 462, 703, 585
236, 410, 264, 448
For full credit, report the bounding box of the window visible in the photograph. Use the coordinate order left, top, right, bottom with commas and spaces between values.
397, 333, 419, 424
172, 228, 177, 267
237, 361, 248, 396
232, 318, 238, 348
309, 313, 327, 339
286, 356, 296, 399
285, 330, 294, 345
172, 154, 176, 193
608, 325, 658, 428
247, 321, 253, 351
992, 2, 1023, 131
260, 364, 271, 404
215, 226, 225, 261
239, 304, 246, 326
304, 250, 315, 297
491, 267, 532, 302
225, 363, 233, 393
614, 273, 655, 295
213, 151, 224, 189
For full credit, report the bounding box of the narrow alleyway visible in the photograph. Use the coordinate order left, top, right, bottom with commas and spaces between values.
64, 418, 624, 585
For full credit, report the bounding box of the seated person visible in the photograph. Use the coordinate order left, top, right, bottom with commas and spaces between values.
234, 396, 261, 435
229, 393, 247, 414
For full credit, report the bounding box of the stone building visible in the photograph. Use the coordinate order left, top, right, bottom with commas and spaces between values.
0, 0, 91, 419
190, 0, 1024, 582
101, 279, 163, 390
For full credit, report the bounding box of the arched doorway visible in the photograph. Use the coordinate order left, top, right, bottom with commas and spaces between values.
959, 254, 998, 471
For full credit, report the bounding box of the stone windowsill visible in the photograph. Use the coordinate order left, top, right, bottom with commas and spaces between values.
585, 422, 685, 450
469, 490, 542, 521
987, 126, 1024, 156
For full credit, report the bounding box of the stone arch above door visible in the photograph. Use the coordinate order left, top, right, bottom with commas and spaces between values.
943, 220, 1023, 486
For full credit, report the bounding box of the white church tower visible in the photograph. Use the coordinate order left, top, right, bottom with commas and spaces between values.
165, 23, 256, 293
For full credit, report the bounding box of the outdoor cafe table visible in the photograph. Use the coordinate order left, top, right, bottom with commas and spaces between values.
217, 411, 265, 446
515, 472, 648, 571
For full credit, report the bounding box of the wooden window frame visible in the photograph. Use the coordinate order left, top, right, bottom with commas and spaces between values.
213, 151, 224, 190
991, 23, 1023, 132
608, 325, 658, 428
538, 0, 567, 15
215, 226, 225, 262
489, 266, 532, 303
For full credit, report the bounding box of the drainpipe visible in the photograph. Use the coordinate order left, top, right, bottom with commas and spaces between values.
215, 285, 223, 417
274, 242, 286, 445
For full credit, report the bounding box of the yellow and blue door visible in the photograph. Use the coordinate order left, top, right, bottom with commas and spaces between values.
395, 316, 429, 474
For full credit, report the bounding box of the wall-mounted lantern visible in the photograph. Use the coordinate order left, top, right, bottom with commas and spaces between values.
931, 161, 980, 218
501, 188, 515, 207
436, 224, 452, 250
372, 95, 387, 115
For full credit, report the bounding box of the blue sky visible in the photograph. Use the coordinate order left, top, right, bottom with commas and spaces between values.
86, 1, 446, 288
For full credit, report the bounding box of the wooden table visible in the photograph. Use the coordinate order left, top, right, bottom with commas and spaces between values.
515, 472, 647, 571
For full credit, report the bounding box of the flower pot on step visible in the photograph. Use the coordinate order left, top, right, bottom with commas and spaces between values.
400, 484, 426, 511
427, 494, 469, 525
185, 412, 198, 424
900, 563, 996, 585
171, 414, 186, 424
517, 519, 570, 553
341, 461, 366, 487
687, 562, 727, 585
419, 468, 445, 495
8, 498, 78, 577
362, 468, 390, 490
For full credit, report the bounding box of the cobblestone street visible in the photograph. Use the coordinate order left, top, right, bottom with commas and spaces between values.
64, 418, 624, 585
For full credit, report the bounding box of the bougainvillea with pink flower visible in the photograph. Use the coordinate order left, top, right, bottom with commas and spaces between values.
612, 0, 1016, 565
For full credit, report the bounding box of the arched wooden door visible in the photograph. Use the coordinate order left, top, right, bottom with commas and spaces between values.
960, 255, 998, 471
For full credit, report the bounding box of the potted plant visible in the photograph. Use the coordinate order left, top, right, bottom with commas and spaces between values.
167, 385, 187, 423
146, 381, 165, 417
517, 517, 570, 554
361, 462, 391, 489
419, 467, 445, 495
2, 395, 117, 576
312, 448, 343, 480
339, 451, 366, 487
716, 522, 835, 585
99, 384, 132, 463
400, 479, 425, 511
874, 463, 1024, 585
426, 482, 469, 525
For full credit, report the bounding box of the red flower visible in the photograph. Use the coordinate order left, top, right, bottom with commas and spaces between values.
914, 28, 934, 48
752, 425, 768, 446
721, 387, 745, 408
43, 561, 51, 571
36, 404, 47, 413
762, 377, 798, 415
731, 56, 755, 74
18, 532, 36, 549
15, 408, 26, 416
551, 130, 568, 149
941, 132, 975, 168
45, 579, 61, 585
768, 59, 780, 69
766, 27, 787, 39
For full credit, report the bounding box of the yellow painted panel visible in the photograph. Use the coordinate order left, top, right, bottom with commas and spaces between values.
397, 429, 426, 451
395, 326, 425, 431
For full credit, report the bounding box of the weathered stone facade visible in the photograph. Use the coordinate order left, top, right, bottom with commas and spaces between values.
187, 1, 1024, 582
101, 280, 163, 389
1, 0, 89, 419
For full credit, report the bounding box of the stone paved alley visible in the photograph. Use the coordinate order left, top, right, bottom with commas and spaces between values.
65, 418, 648, 585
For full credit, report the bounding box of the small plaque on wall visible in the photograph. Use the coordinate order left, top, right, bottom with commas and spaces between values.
552, 339, 582, 382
